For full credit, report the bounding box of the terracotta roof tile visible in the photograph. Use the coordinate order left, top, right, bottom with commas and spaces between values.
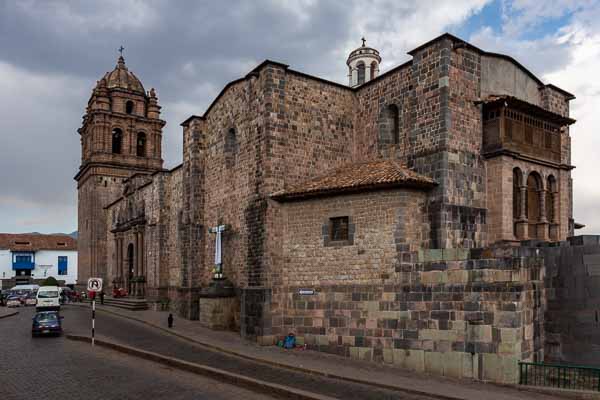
0, 233, 77, 252
271, 160, 436, 201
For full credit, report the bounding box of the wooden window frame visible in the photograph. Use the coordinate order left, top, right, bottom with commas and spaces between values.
323, 215, 354, 247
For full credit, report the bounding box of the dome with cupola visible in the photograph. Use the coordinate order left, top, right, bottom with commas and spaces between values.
346, 38, 382, 88
102, 55, 145, 95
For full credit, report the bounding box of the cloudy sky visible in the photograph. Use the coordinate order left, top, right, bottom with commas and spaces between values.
0, 0, 599, 234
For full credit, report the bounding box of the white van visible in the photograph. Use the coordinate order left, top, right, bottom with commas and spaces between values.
36, 286, 61, 311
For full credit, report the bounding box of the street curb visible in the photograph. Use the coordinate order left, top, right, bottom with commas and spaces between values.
67, 304, 580, 400
66, 334, 336, 400
67, 303, 466, 400
0, 310, 19, 319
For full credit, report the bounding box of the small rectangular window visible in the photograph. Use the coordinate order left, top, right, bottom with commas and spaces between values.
330, 217, 349, 242
58, 256, 68, 275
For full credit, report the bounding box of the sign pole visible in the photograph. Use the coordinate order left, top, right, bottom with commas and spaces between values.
87, 277, 102, 347
92, 298, 95, 346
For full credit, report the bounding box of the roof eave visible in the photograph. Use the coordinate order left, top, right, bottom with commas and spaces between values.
271, 181, 437, 202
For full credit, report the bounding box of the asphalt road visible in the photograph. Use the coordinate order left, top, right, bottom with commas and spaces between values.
59, 304, 435, 399
0, 306, 277, 400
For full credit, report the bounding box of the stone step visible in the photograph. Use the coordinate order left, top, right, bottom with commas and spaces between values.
101, 297, 148, 311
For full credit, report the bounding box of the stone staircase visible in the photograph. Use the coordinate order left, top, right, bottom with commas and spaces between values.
101, 297, 149, 311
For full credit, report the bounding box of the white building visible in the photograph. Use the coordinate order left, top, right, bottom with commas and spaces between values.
0, 233, 78, 288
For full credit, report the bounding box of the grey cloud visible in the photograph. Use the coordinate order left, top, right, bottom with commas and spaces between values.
0, 1, 508, 233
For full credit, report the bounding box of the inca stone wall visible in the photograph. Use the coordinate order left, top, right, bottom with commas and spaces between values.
542, 236, 600, 366
272, 235, 545, 383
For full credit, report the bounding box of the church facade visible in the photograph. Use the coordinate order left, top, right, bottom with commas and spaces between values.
76, 33, 576, 383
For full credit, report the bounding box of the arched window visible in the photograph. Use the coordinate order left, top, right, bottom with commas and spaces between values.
370, 61, 377, 80
136, 132, 146, 157
390, 105, 399, 144
125, 101, 134, 115
513, 168, 523, 221
357, 62, 365, 85
225, 128, 236, 152
526, 172, 542, 222
378, 104, 400, 145
112, 128, 122, 154
547, 175, 557, 222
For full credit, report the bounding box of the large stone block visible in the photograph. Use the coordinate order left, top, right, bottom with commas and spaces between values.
498, 341, 521, 355
499, 327, 520, 344
481, 354, 519, 384
425, 351, 444, 375
383, 348, 394, 364
393, 348, 425, 372
467, 324, 492, 342
448, 270, 469, 284
199, 296, 239, 330
442, 351, 465, 378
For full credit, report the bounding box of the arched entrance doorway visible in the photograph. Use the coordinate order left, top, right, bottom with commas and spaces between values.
127, 243, 134, 294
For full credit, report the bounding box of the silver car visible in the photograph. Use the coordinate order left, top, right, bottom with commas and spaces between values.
6, 296, 21, 308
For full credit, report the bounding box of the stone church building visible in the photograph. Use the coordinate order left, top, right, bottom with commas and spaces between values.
76, 33, 578, 383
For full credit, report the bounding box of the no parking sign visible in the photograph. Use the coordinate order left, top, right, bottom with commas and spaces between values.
87, 278, 103, 292
87, 277, 102, 346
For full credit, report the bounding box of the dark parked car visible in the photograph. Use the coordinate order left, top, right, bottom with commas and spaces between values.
31, 311, 63, 337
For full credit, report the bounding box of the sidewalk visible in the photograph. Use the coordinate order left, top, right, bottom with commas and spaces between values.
71, 303, 585, 400
0, 307, 19, 319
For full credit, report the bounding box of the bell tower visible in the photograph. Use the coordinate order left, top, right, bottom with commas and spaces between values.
346, 38, 381, 87
75, 54, 165, 288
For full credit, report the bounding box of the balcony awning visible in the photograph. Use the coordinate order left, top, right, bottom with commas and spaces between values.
13, 261, 34, 270
476, 95, 576, 126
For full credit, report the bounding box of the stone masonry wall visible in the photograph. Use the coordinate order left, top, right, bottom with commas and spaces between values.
356, 36, 487, 249
270, 197, 545, 385
443, 46, 487, 249
182, 64, 358, 332
283, 249, 544, 383
263, 66, 356, 305
277, 189, 429, 287
77, 169, 128, 289
542, 236, 600, 366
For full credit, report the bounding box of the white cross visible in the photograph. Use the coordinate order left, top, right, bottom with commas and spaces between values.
208, 224, 227, 278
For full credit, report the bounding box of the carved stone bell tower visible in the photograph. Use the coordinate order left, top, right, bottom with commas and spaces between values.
75, 54, 165, 289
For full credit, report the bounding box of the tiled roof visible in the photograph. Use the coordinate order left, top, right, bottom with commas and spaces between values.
478, 95, 576, 126
0, 233, 77, 252
271, 160, 436, 201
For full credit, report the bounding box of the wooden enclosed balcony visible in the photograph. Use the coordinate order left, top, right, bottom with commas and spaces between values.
481, 96, 575, 164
